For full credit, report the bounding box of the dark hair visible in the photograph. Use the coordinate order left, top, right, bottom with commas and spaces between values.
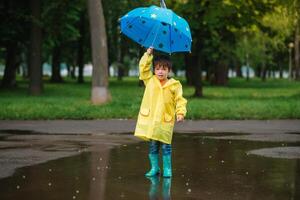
153, 55, 172, 70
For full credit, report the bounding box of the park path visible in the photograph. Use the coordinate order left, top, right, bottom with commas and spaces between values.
0, 119, 300, 135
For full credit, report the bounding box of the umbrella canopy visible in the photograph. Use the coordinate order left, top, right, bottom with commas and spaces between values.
120, 5, 192, 54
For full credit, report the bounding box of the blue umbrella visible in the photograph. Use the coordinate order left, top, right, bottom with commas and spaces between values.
120, 1, 192, 54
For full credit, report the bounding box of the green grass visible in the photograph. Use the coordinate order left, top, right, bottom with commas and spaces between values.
0, 77, 300, 119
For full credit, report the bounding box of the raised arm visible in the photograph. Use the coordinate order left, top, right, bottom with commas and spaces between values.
139, 48, 153, 85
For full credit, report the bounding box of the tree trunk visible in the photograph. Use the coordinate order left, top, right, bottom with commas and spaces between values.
255, 66, 261, 78
185, 54, 203, 97
117, 33, 124, 81
213, 61, 228, 85
77, 11, 85, 83
261, 65, 267, 82
117, 65, 124, 81
295, 23, 300, 80
236, 65, 242, 78
51, 44, 63, 82
87, 0, 111, 104
29, 0, 42, 95
185, 57, 193, 85
1, 43, 19, 88
70, 65, 76, 79
279, 63, 283, 78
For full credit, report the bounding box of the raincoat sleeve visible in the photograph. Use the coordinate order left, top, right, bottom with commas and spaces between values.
174, 82, 187, 117
139, 53, 153, 85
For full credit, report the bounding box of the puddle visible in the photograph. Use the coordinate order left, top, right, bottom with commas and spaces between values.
0, 133, 299, 200
248, 147, 300, 159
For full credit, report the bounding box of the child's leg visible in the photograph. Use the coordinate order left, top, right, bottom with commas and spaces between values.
145, 140, 161, 176
162, 143, 172, 177
149, 140, 160, 154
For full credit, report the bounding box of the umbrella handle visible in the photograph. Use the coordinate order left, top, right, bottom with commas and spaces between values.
160, 0, 167, 8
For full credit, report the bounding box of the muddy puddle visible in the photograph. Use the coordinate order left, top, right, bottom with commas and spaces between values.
0, 132, 299, 200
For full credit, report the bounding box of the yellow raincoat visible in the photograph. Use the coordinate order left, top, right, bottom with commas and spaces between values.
134, 53, 187, 144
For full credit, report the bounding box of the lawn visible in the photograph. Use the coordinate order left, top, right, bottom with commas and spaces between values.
0, 77, 300, 119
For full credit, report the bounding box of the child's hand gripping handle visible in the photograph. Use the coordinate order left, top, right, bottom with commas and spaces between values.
146, 47, 154, 55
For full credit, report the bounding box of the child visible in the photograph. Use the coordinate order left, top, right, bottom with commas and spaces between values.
134, 47, 187, 177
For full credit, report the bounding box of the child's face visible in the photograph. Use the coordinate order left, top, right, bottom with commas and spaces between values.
154, 65, 170, 82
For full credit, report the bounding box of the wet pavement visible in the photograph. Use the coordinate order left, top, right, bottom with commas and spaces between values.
0, 131, 299, 200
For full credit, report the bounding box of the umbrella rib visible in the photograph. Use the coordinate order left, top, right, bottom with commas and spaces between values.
169, 12, 175, 53
151, 23, 161, 47
140, 17, 154, 47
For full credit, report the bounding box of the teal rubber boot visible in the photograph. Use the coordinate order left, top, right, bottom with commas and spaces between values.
162, 155, 172, 177
145, 154, 160, 177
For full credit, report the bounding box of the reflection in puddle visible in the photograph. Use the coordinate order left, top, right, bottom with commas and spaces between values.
146, 176, 171, 200
0, 133, 299, 200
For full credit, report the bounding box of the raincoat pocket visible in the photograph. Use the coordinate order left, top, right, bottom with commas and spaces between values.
140, 108, 150, 117
164, 113, 173, 123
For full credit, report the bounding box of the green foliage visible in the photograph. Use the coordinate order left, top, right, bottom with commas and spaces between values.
0, 0, 299, 85
42, 0, 82, 47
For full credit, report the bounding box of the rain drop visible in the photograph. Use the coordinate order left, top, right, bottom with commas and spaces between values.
245, 171, 249, 175
76, 190, 80, 194
49, 169, 52, 172
92, 177, 96, 181
48, 182, 52, 187
129, 25, 133, 29
221, 160, 225, 164
185, 182, 189, 186
120, 193, 125, 198
142, 20, 146, 24
159, 43, 164, 48
22, 175, 26, 179
163, 30, 167, 35
187, 188, 192, 193
97, 166, 100, 170
72, 196, 76, 199
16, 185, 20, 189
209, 155, 212, 159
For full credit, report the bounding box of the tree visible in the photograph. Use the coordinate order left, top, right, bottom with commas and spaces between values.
87, 0, 111, 104
29, 0, 43, 95
0, 0, 29, 88
43, 0, 81, 83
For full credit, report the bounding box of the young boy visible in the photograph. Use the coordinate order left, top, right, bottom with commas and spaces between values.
134, 47, 187, 177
